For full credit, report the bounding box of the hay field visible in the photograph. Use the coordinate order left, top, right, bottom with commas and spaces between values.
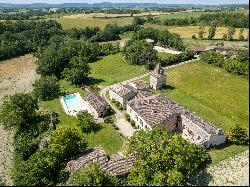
144, 23, 249, 39
54, 17, 134, 29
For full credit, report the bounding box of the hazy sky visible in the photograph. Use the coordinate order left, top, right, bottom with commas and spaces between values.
1, 0, 249, 5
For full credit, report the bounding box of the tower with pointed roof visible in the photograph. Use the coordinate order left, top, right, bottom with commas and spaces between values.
150, 63, 166, 90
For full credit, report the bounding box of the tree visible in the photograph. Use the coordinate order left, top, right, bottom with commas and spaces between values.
63, 56, 91, 86
0, 177, 5, 186
13, 126, 87, 186
66, 162, 118, 186
33, 75, 60, 101
198, 24, 205, 39
0, 93, 39, 131
127, 126, 210, 186
199, 51, 224, 67
47, 126, 88, 160
122, 40, 157, 65
226, 124, 249, 145
77, 111, 101, 133
207, 22, 217, 40
227, 27, 236, 41
238, 28, 245, 41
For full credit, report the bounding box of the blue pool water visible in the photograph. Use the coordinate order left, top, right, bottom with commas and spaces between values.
63, 94, 81, 111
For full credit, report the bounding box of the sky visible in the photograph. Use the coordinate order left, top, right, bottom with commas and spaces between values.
1, 0, 249, 5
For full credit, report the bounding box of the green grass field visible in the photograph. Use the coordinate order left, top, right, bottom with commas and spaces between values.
39, 79, 123, 155
143, 61, 248, 164
89, 53, 147, 86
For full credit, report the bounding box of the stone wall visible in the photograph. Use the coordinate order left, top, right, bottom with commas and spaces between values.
109, 88, 124, 107
180, 114, 211, 146
127, 104, 151, 130
150, 75, 166, 90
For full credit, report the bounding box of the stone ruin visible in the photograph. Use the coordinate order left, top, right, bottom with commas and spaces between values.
66, 146, 137, 177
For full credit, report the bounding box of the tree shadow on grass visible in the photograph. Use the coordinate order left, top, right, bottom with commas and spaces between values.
84, 77, 106, 86
160, 84, 175, 92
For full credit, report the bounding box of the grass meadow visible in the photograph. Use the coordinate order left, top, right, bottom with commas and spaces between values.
89, 53, 147, 86
143, 61, 249, 164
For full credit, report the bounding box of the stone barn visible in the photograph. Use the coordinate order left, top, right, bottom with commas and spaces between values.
82, 91, 108, 118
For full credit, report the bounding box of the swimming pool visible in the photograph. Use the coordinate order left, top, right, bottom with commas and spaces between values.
63, 94, 81, 111
60, 93, 86, 116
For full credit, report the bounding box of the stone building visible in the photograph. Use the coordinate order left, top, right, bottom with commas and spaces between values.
127, 92, 178, 132
126, 93, 227, 148
82, 91, 108, 118
150, 63, 166, 90
109, 83, 137, 109
66, 146, 137, 177
129, 80, 149, 91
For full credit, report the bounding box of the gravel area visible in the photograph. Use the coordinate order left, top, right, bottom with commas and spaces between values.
0, 54, 37, 185
188, 150, 249, 186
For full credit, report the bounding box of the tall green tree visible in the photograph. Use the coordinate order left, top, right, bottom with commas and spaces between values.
238, 28, 245, 41
76, 111, 101, 133
33, 75, 60, 101
63, 56, 91, 86
0, 93, 39, 131
66, 162, 119, 186
122, 40, 157, 65
207, 22, 217, 40
127, 126, 210, 186
227, 27, 236, 41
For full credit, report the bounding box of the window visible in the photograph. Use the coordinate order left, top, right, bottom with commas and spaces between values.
140, 119, 143, 125
145, 125, 147, 129
129, 109, 132, 113
136, 115, 138, 121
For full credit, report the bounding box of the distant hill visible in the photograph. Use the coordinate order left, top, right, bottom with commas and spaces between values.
0, 2, 248, 9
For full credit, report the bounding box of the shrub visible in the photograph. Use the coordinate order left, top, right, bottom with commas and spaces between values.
104, 116, 114, 124
130, 120, 136, 128
226, 124, 249, 145
33, 75, 60, 101
125, 114, 131, 122
199, 51, 224, 67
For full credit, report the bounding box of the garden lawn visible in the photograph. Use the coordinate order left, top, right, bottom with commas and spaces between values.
144, 61, 248, 163
39, 80, 123, 155
89, 53, 147, 86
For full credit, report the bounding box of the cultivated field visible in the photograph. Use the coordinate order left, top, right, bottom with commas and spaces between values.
54, 17, 134, 29
144, 23, 249, 39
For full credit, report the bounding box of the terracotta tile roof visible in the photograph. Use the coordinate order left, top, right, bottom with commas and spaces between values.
129, 80, 149, 91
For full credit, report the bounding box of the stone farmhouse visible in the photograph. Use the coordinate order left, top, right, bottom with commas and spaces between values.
109, 63, 226, 147
109, 83, 137, 109
82, 91, 108, 118
66, 146, 137, 177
